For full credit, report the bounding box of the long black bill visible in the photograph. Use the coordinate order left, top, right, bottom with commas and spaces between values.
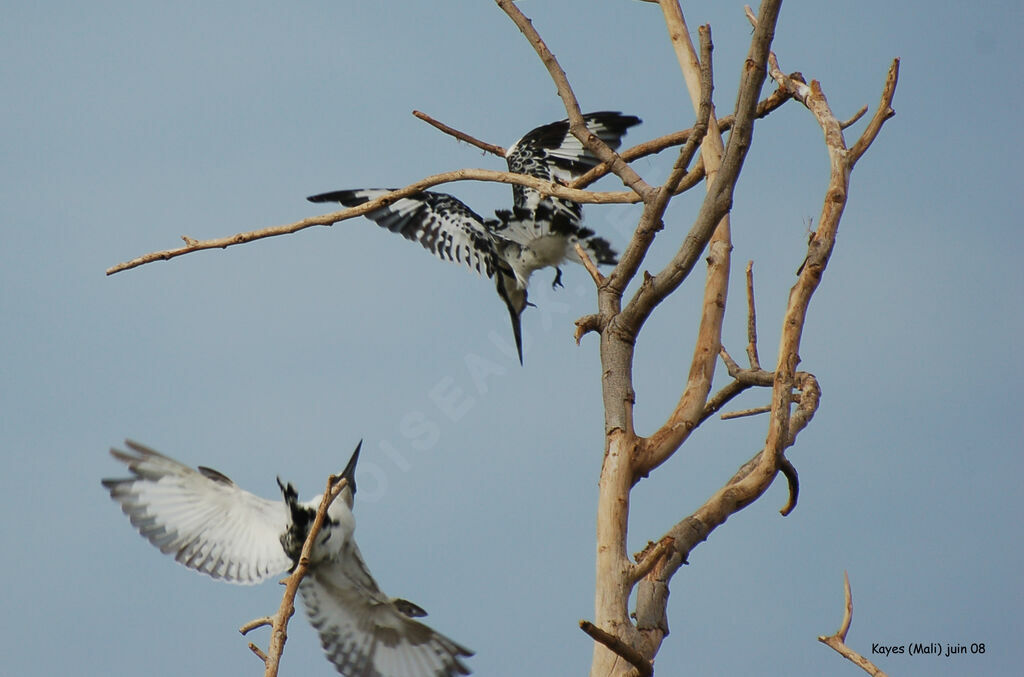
494, 271, 527, 366
340, 440, 362, 494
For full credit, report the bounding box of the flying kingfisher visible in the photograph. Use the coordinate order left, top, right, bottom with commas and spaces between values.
102, 440, 473, 677
307, 112, 641, 364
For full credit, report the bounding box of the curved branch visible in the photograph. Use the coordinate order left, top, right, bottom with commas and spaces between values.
818, 573, 890, 676
777, 457, 800, 516
574, 314, 603, 345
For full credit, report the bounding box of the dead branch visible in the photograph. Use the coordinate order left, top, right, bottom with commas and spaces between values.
579, 620, 653, 677
634, 0, 780, 477
840, 105, 869, 129
697, 258, 768, 422
628, 537, 674, 586
848, 59, 900, 166
412, 110, 506, 157
778, 457, 800, 517
107, 66, 792, 280
605, 25, 714, 304
247, 643, 269, 663
699, 379, 750, 424
631, 5, 898, 664
105, 168, 646, 275
239, 617, 274, 635
720, 405, 771, 420
574, 242, 605, 286
411, 87, 790, 201
585, 3, 785, 674
574, 314, 603, 345
240, 473, 349, 677
745, 261, 761, 369
494, 0, 651, 200
818, 573, 890, 676
570, 87, 790, 189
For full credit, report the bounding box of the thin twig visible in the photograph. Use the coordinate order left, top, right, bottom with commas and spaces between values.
574, 242, 604, 286
699, 379, 751, 424
719, 346, 743, 375
817, 573, 890, 676
244, 474, 349, 677
579, 620, 653, 677
720, 405, 771, 420
745, 261, 760, 369
840, 106, 869, 129
239, 616, 274, 635
248, 643, 269, 663
412, 110, 506, 157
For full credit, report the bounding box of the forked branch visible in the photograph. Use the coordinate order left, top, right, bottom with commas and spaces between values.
818, 572, 890, 676
605, 24, 714, 301
494, 0, 651, 199
632, 4, 896, 664
590, 3, 785, 675
635, 0, 782, 476
570, 87, 790, 189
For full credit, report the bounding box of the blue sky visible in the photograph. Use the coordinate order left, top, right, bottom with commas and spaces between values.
2, 1, 1021, 676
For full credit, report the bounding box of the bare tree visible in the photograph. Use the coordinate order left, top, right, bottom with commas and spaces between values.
106, 1, 898, 675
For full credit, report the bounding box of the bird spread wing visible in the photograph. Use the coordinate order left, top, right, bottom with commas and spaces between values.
504, 111, 642, 220
102, 440, 292, 584
301, 542, 473, 677
307, 189, 501, 279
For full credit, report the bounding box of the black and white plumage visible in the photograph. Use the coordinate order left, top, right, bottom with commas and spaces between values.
102, 440, 473, 677
307, 112, 641, 364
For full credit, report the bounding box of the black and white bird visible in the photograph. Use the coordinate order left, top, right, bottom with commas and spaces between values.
307, 112, 641, 364
102, 440, 473, 677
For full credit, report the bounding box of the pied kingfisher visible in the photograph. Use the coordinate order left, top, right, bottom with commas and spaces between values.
102, 440, 472, 677
307, 112, 641, 364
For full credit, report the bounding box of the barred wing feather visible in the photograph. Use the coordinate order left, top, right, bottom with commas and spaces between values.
308, 189, 498, 279
301, 543, 473, 677
504, 111, 641, 217
102, 440, 292, 585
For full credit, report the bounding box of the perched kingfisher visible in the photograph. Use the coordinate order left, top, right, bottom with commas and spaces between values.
307, 112, 641, 364
102, 440, 473, 677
